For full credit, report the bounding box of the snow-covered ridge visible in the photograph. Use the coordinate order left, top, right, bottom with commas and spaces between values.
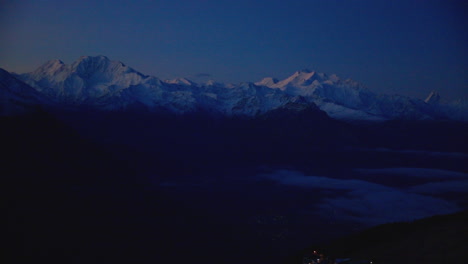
13, 56, 293, 115
4, 56, 467, 121
19, 56, 150, 104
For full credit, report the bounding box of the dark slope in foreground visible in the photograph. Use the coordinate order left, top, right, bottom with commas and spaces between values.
1, 112, 300, 264
2, 109, 468, 264
1, 112, 151, 263
290, 210, 468, 264
0, 113, 230, 264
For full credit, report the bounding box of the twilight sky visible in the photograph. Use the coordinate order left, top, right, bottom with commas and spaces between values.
0, 0, 466, 100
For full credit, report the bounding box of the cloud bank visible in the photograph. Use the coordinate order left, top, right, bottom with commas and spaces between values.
355, 167, 468, 179
260, 170, 462, 226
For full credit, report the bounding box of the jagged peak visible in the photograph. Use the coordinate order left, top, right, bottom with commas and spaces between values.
48, 59, 65, 65
290, 69, 324, 79
328, 74, 340, 82
66, 55, 142, 78
238, 81, 257, 89
34, 59, 65, 74
203, 79, 232, 88
292, 69, 328, 79
165, 77, 197, 86
425, 90, 441, 104
255, 77, 279, 87
273, 69, 328, 88
205, 79, 217, 85
261, 77, 279, 83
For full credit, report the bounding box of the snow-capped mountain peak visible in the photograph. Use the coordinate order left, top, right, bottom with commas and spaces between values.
255, 77, 278, 87
18, 56, 151, 105
69, 55, 140, 78
202, 80, 235, 88
164, 77, 197, 86
262, 70, 329, 90
425, 90, 441, 104
32, 59, 65, 75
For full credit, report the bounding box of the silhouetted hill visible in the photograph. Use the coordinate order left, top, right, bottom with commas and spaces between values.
0, 112, 205, 263
2, 109, 467, 264
290, 210, 468, 264
1, 111, 288, 264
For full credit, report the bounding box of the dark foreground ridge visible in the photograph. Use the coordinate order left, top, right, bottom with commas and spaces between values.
289, 210, 468, 264
2, 109, 467, 263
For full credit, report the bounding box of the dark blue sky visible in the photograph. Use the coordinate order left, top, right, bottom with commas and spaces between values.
1, 0, 466, 100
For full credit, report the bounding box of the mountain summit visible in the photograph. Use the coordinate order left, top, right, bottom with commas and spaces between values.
269, 70, 328, 90
425, 91, 441, 104
19, 55, 149, 104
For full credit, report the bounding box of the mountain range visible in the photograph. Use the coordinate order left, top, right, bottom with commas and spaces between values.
3, 56, 468, 264
1, 55, 467, 121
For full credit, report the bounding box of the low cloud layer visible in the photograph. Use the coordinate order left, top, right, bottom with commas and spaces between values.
260, 170, 462, 226
410, 180, 468, 194
355, 167, 468, 179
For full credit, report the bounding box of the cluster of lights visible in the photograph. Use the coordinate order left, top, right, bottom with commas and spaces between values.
305, 250, 374, 264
